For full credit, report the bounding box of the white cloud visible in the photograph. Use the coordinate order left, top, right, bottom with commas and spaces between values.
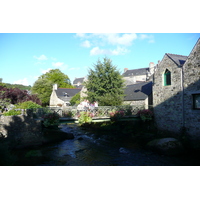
52, 62, 68, 70
40, 68, 52, 74
13, 78, 29, 86
76, 33, 138, 47
105, 33, 137, 46
139, 34, 155, 43
52, 62, 64, 67
33, 54, 48, 60
81, 40, 91, 48
76, 33, 87, 38
90, 46, 128, 56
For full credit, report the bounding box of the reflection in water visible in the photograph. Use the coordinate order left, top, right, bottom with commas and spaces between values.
13, 123, 200, 166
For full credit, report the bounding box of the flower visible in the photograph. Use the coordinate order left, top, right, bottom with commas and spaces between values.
137, 109, 153, 122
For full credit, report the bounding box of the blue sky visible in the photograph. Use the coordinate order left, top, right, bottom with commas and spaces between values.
0, 33, 199, 86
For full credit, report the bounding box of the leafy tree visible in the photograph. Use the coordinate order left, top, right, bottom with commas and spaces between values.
70, 92, 81, 106
31, 69, 74, 106
40, 69, 72, 88
0, 85, 41, 107
84, 57, 125, 106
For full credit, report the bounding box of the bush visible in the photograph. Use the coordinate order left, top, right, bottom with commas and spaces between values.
137, 109, 153, 122
15, 101, 42, 109
42, 112, 60, 127
77, 111, 93, 125
3, 110, 21, 116
109, 110, 125, 121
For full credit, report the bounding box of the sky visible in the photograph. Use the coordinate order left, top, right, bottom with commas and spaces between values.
0, 33, 199, 86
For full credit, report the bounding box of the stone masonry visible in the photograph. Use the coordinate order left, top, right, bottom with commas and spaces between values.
0, 114, 43, 149
153, 54, 184, 134
183, 39, 200, 143
153, 38, 200, 147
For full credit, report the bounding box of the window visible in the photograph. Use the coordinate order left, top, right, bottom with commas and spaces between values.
164, 69, 171, 86
193, 94, 200, 110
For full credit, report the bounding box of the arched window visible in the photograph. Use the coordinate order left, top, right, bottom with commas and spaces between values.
164, 69, 171, 86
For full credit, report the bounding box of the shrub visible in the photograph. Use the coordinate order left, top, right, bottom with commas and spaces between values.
63, 110, 73, 117
77, 111, 93, 125
15, 101, 42, 109
109, 110, 125, 121
42, 112, 60, 127
3, 109, 21, 116
137, 109, 153, 122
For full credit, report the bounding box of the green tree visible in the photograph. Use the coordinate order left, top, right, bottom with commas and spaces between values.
31, 69, 74, 106
70, 92, 80, 106
85, 57, 125, 106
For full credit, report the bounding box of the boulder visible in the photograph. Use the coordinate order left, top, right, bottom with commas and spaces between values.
147, 137, 184, 156
42, 128, 74, 144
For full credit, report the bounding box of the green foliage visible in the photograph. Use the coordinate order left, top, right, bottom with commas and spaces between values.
15, 101, 42, 109
31, 69, 74, 106
0, 82, 31, 90
31, 79, 53, 106
77, 111, 93, 125
3, 110, 21, 116
70, 92, 80, 106
84, 57, 125, 106
0, 98, 11, 112
42, 112, 60, 127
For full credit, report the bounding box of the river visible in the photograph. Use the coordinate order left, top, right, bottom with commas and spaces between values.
13, 123, 200, 166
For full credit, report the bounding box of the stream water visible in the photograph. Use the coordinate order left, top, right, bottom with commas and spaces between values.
14, 123, 200, 166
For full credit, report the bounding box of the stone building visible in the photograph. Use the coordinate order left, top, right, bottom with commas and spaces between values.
122, 62, 155, 85
73, 77, 86, 88
123, 81, 152, 109
153, 38, 200, 146
73, 77, 88, 99
49, 84, 81, 107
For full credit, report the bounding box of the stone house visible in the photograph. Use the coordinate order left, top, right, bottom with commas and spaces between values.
123, 81, 152, 109
73, 77, 86, 88
50, 84, 81, 107
153, 38, 200, 146
122, 62, 155, 85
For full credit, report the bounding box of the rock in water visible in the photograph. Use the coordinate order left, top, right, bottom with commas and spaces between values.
147, 137, 184, 156
119, 147, 129, 154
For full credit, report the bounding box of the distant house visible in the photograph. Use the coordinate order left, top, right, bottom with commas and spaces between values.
122, 62, 155, 85
50, 84, 81, 107
123, 81, 152, 109
73, 77, 86, 88
153, 38, 200, 146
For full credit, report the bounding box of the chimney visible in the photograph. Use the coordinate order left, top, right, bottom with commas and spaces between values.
124, 68, 128, 73
149, 62, 154, 68
53, 84, 58, 90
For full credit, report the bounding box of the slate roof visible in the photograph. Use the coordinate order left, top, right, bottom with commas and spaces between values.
124, 81, 152, 101
73, 77, 85, 85
122, 68, 149, 77
56, 88, 81, 102
166, 53, 188, 67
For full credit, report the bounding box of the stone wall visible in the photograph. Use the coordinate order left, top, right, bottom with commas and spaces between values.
153, 54, 183, 134
183, 39, 200, 143
153, 38, 200, 148
50, 89, 64, 107
123, 98, 150, 109
0, 115, 43, 149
